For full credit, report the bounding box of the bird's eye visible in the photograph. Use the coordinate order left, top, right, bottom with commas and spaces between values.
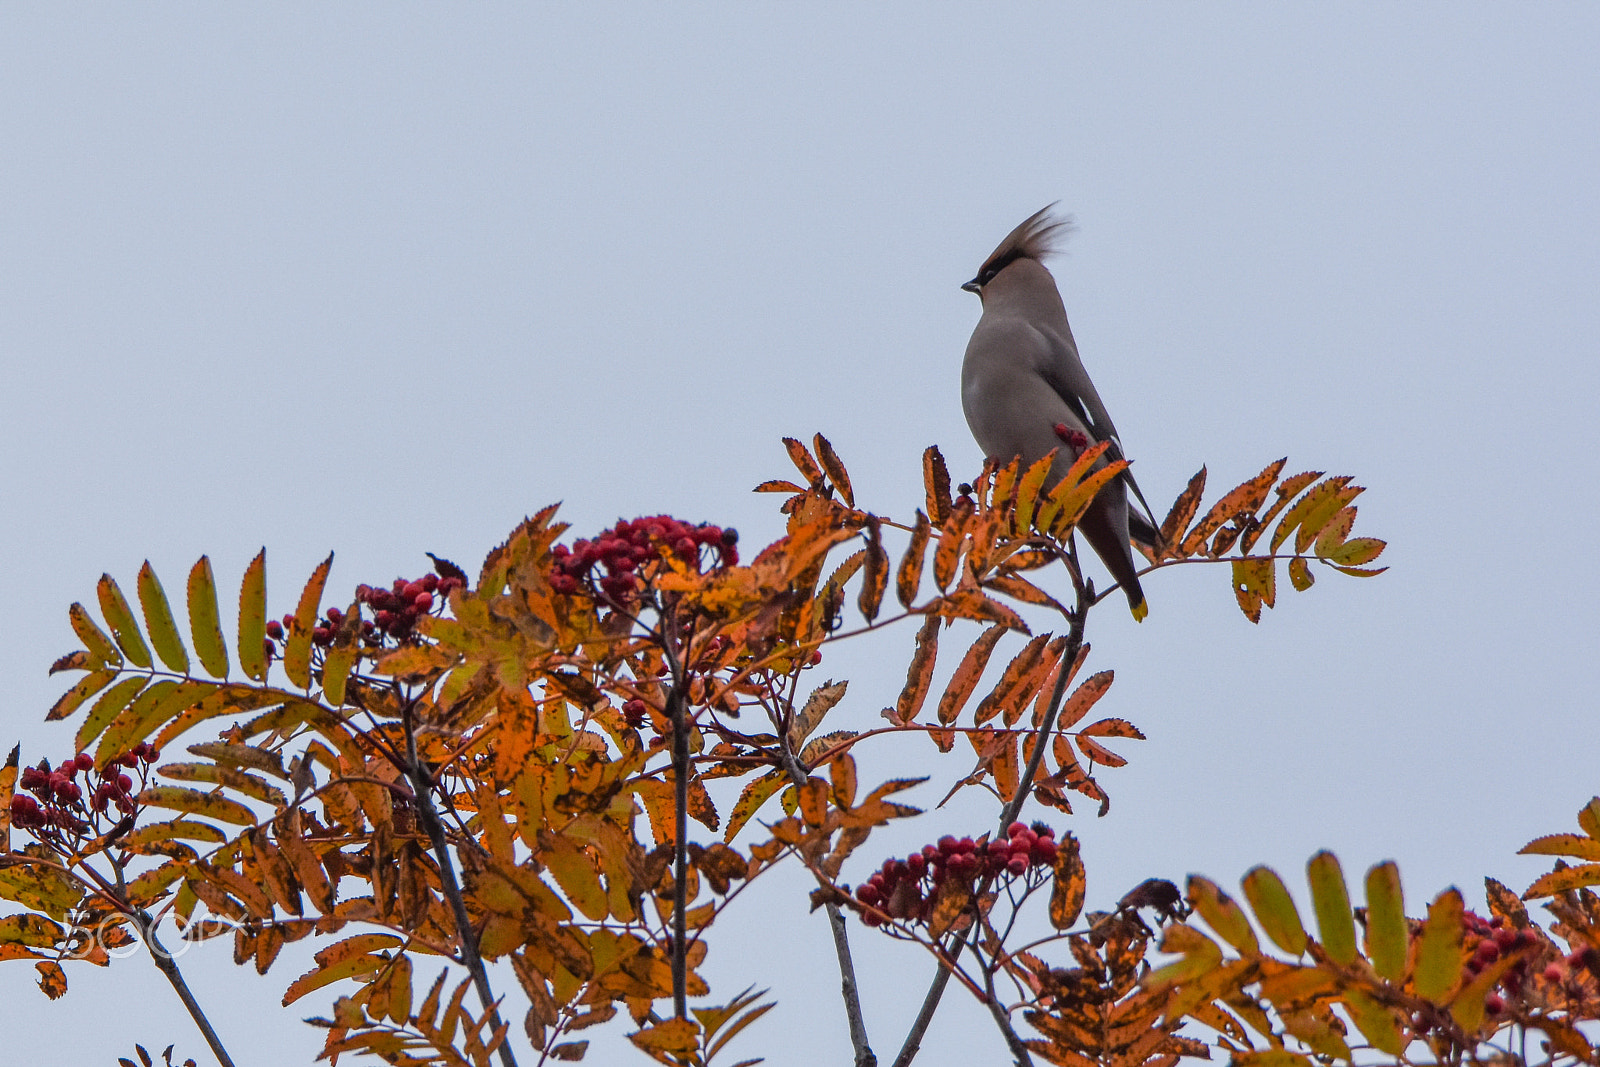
980, 268, 997, 284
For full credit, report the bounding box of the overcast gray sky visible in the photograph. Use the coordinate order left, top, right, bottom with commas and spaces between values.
2, 7, 1597, 1065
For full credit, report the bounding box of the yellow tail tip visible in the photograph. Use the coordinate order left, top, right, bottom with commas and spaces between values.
1130, 600, 1149, 623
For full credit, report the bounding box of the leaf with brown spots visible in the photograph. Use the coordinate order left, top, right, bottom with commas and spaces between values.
782, 437, 824, 487
896, 511, 931, 607
858, 518, 888, 622
890, 615, 941, 725
1180, 458, 1286, 557
1160, 468, 1207, 559
813, 433, 854, 506
923, 446, 953, 525
937, 624, 1007, 726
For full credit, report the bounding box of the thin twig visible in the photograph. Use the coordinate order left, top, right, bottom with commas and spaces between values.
141, 911, 239, 1067
403, 706, 519, 1067
891, 576, 1090, 1067
973, 937, 1033, 1067
659, 616, 692, 1020
773, 708, 877, 1067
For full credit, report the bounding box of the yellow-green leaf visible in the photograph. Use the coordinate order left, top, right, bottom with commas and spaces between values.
187, 556, 230, 679
1232, 558, 1275, 623
97, 574, 152, 669
1241, 866, 1307, 956
541, 836, 608, 921
1188, 876, 1259, 956
238, 550, 268, 682
1145, 923, 1224, 987
1343, 988, 1405, 1055
1578, 797, 1600, 841
46, 668, 118, 722
68, 602, 121, 667
1364, 861, 1407, 981
283, 553, 333, 690
96, 680, 213, 766
1413, 888, 1465, 1001
1287, 557, 1314, 591
725, 772, 785, 843
137, 562, 190, 674
76, 676, 149, 754
140, 785, 257, 826
1307, 851, 1356, 964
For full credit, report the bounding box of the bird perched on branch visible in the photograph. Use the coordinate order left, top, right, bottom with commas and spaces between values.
959, 205, 1158, 620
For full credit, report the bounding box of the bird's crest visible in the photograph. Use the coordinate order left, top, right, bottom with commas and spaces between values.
975, 204, 1075, 279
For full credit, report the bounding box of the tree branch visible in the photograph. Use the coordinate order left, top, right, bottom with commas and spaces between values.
774, 710, 877, 1067
403, 706, 519, 1067
891, 576, 1090, 1067
141, 911, 239, 1067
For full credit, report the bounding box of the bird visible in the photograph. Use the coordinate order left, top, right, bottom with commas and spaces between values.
959, 204, 1158, 620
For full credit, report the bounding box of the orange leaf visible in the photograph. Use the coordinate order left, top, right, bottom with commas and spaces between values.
937, 625, 1007, 726
857, 518, 888, 622
754, 479, 804, 494
973, 633, 1052, 727
1057, 670, 1113, 730
984, 573, 1066, 614
1240, 470, 1322, 554
896, 511, 931, 608
813, 433, 854, 506
1074, 735, 1127, 768
782, 437, 824, 487
1180, 458, 1286, 557
923, 446, 952, 525
892, 615, 941, 724
1160, 468, 1207, 558
1048, 833, 1085, 929
927, 590, 1027, 632
1079, 717, 1143, 739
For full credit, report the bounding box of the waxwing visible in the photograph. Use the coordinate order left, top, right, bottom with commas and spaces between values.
960, 205, 1158, 620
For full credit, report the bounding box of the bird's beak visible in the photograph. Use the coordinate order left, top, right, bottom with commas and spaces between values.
960, 278, 982, 295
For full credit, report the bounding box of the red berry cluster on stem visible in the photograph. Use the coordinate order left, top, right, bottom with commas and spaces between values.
853, 822, 1060, 927
353, 572, 464, 643
548, 516, 739, 603
10, 744, 157, 834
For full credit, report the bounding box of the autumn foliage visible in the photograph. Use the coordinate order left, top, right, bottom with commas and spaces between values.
3, 434, 1591, 1067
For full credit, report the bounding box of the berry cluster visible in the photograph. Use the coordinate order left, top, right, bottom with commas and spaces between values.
854, 822, 1060, 927
260, 571, 469, 660
355, 573, 465, 643
9, 745, 158, 833
1052, 423, 1089, 452
549, 516, 738, 604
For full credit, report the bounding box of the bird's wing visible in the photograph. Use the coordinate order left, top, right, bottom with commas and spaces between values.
1035, 328, 1161, 540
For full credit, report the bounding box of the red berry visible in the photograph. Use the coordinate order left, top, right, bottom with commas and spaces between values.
1484, 993, 1505, 1014
1495, 928, 1518, 949
1544, 963, 1565, 982
1007, 856, 1029, 876
75, 753, 94, 772
1007, 821, 1028, 838
937, 835, 958, 855
265, 620, 285, 640
116, 773, 132, 791
412, 592, 433, 611
1475, 940, 1501, 963
808, 651, 822, 666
